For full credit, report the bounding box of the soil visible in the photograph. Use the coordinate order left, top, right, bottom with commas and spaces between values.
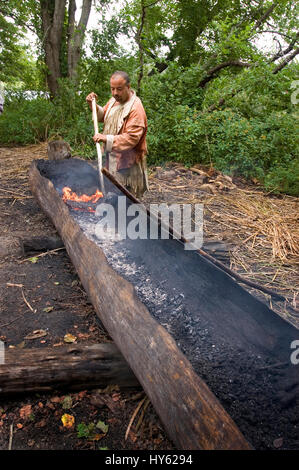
0, 145, 173, 451
0, 144, 298, 451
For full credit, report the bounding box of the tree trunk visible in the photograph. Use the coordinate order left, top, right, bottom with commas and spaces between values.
40, 0, 67, 97
40, 0, 92, 96
67, 0, 92, 81
0, 343, 139, 395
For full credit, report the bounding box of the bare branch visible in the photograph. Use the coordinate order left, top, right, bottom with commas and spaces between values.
135, 0, 160, 93
273, 47, 299, 74
269, 31, 299, 62
199, 61, 251, 88
254, 2, 277, 30
67, 0, 92, 80
78, 0, 92, 30
262, 30, 295, 41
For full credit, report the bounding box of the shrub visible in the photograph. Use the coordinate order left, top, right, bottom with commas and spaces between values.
0, 98, 54, 144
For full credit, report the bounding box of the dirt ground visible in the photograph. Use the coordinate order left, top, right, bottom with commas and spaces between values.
0, 143, 298, 451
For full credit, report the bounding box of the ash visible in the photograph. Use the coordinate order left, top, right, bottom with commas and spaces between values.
71, 208, 299, 451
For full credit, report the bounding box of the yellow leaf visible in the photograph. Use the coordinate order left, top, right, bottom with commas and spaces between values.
61, 414, 75, 428
64, 333, 77, 343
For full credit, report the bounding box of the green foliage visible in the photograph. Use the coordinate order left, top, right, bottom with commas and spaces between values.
77, 420, 108, 439
77, 422, 96, 439
264, 159, 299, 196
142, 63, 299, 194
0, 80, 94, 155
0, 0, 40, 85
0, 96, 54, 144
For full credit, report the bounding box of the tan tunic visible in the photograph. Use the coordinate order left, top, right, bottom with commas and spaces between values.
97, 90, 148, 198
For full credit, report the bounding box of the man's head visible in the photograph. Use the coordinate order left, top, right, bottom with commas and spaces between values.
110, 71, 131, 104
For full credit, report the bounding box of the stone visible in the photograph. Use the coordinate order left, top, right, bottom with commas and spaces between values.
47, 140, 72, 160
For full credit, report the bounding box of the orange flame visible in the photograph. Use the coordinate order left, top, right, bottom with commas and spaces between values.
62, 187, 103, 213
62, 187, 103, 204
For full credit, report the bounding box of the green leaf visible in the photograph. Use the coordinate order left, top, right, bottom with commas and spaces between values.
77, 422, 96, 439
62, 396, 73, 410
43, 306, 54, 313
96, 420, 109, 434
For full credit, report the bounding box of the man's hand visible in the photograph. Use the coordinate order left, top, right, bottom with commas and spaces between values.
86, 92, 98, 111
93, 133, 107, 143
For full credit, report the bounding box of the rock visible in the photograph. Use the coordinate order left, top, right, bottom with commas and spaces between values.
0, 236, 23, 259
47, 140, 72, 160
159, 170, 177, 180
199, 184, 217, 194
273, 437, 283, 448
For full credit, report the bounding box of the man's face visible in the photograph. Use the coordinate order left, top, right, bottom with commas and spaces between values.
110, 75, 131, 104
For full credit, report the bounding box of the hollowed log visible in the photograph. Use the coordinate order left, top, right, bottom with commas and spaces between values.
28, 159, 252, 450
28, 159, 299, 450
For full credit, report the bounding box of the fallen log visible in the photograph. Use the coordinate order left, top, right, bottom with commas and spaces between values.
0, 343, 139, 396
22, 234, 229, 262
22, 235, 64, 253
29, 159, 252, 450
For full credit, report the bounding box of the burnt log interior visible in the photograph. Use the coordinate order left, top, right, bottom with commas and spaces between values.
29, 158, 299, 450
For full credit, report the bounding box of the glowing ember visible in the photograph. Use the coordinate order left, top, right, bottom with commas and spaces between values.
62, 187, 103, 212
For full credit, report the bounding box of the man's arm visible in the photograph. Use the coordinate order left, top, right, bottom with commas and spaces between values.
106, 125, 145, 152
93, 106, 146, 150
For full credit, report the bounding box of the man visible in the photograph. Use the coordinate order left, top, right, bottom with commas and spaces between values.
86, 71, 148, 198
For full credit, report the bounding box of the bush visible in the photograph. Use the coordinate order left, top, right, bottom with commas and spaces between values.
142, 65, 298, 194
264, 159, 299, 196
0, 98, 54, 144
0, 80, 97, 157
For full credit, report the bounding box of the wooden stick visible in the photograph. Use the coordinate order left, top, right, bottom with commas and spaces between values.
8, 424, 13, 450
21, 287, 37, 313
125, 396, 146, 440
102, 167, 286, 301
5, 282, 37, 313
92, 98, 105, 194
18, 247, 65, 264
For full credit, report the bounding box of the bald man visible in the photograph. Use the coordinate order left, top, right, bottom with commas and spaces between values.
86, 71, 148, 198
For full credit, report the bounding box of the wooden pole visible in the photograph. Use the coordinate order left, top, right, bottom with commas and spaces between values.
91, 98, 105, 194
